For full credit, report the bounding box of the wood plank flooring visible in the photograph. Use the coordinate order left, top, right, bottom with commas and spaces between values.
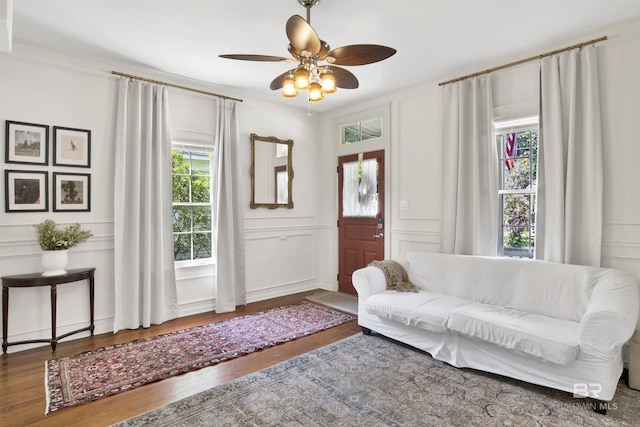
0, 290, 361, 427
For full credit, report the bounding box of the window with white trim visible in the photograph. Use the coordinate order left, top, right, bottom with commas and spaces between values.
172, 148, 213, 263
496, 117, 538, 258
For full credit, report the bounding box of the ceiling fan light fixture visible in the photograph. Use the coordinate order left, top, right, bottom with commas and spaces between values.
320, 70, 336, 93
294, 67, 310, 90
282, 74, 298, 98
220, 0, 396, 104
308, 81, 323, 102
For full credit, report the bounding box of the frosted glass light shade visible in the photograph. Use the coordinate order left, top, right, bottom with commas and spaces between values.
294, 68, 309, 90
308, 82, 323, 102
320, 71, 336, 93
282, 77, 298, 98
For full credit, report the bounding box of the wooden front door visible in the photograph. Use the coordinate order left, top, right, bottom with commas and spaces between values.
338, 150, 385, 294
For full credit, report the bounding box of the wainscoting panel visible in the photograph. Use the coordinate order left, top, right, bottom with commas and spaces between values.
601, 221, 640, 281
391, 229, 440, 258
175, 263, 216, 317
245, 231, 315, 292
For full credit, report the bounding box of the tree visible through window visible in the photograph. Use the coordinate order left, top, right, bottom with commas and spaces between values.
497, 122, 538, 258
172, 150, 212, 262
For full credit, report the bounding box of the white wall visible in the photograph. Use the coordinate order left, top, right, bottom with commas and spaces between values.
318, 16, 640, 281
0, 43, 330, 353
2, 15, 638, 354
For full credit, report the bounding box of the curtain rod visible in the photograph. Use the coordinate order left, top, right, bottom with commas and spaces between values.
111, 71, 243, 102
438, 35, 607, 87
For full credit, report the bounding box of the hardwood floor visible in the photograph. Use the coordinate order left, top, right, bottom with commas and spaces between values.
0, 290, 361, 427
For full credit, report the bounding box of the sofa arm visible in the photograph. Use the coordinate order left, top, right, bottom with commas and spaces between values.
352, 266, 387, 302
578, 270, 640, 358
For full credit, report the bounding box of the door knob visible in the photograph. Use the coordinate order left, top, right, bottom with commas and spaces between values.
373, 233, 384, 239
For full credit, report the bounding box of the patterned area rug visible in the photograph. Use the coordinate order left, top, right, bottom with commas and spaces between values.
45, 302, 354, 415
114, 334, 640, 427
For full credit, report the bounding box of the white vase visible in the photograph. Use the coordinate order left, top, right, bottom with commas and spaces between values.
41, 250, 69, 276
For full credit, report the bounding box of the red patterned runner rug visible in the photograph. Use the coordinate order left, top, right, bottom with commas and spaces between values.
45, 302, 354, 414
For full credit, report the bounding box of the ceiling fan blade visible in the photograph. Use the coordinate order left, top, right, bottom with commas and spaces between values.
318, 40, 330, 59
288, 44, 300, 59
327, 66, 359, 89
325, 45, 397, 66
219, 54, 293, 62
286, 15, 321, 55
270, 69, 296, 90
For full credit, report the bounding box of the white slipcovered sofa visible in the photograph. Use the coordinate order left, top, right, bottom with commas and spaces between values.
352, 251, 640, 402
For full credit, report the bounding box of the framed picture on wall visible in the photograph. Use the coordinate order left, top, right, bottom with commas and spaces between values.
53, 126, 91, 167
53, 172, 91, 212
5, 170, 48, 212
5, 121, 49, 165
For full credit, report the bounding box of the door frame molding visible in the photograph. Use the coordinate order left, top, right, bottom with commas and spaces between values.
333, 103, 392, 287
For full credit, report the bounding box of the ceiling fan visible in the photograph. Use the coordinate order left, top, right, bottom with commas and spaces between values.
219, 0, 396, 102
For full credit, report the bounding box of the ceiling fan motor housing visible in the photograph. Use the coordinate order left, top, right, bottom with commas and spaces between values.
298, 0, 319, 8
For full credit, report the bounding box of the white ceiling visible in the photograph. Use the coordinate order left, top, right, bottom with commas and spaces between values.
9, 0, 640, 113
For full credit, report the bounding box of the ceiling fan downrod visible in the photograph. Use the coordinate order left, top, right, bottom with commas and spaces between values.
298, 0, 319, 24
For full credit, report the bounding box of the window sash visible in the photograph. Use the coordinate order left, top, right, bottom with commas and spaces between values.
172, 148, 213, 263
496, 125, 538, 258
498, 188, 535, 195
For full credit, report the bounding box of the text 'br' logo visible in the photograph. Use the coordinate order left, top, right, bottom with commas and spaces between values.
573, 383, 602, 398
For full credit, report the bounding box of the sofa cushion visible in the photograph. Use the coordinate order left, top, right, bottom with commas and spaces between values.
404, 251, 599, 322
446, 303, 579, 365
365, 290, 471, 333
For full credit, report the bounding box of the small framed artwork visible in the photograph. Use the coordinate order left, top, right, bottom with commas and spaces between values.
53, 126, 91, 167
5, 170, 48, 212
53, 172, 91, 212
5, 121, 49, 165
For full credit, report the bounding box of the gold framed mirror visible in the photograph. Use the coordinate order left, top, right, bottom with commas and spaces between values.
250, 133, 294, 209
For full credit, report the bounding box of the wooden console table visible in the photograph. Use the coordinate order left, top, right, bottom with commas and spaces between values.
2, 267, 95, 354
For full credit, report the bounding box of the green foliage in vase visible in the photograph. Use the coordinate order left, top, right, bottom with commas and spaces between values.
35, 219, 93, 251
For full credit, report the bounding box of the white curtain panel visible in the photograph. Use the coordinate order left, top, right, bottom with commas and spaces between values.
212, 99, 246, 313
440, 76, 499, 256
536, 45, 603, 267
113, 78, 178, 333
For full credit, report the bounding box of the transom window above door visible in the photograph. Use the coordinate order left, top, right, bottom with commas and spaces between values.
341, 117, 382, 144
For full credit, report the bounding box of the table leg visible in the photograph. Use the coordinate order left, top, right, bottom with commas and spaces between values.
51, 285, 57, 353
2, 287, 8, 355
89, 277, 95, 335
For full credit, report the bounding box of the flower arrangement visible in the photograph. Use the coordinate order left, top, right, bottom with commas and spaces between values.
35, 219, 93, 251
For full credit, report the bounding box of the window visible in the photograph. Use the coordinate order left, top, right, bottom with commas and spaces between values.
341, 117, 382, 144
496, 117, 538, 258
342, 158, 379, 218
172, 149, 212, 262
